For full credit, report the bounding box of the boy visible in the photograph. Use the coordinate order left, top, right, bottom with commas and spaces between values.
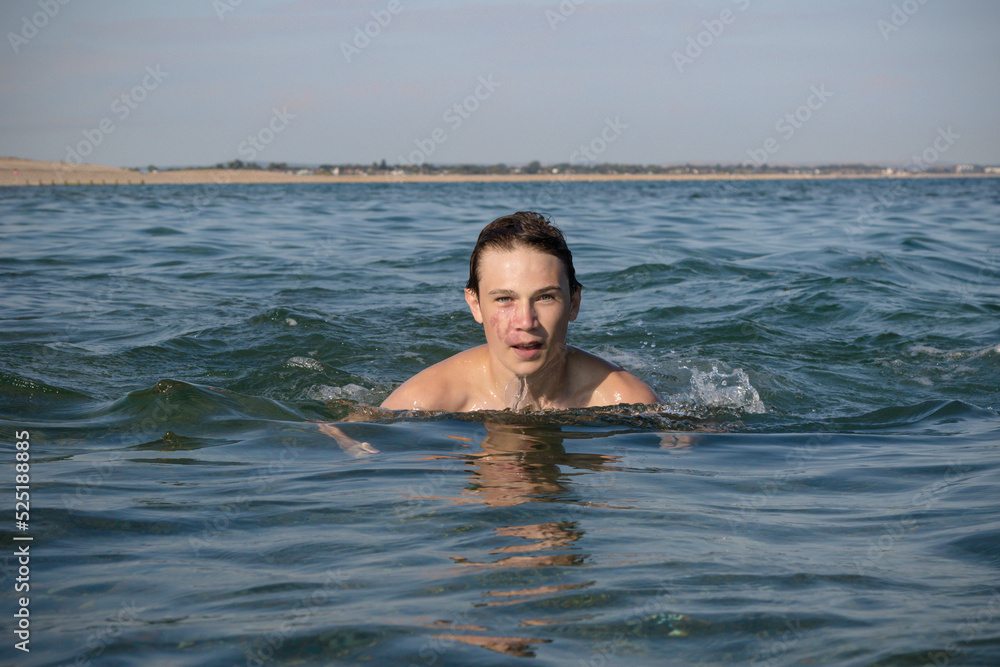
380, 211, 658, 412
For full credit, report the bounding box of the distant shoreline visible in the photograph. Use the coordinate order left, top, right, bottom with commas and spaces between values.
1, 157, 997, 187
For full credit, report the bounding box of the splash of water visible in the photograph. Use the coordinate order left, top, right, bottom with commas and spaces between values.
683, 365, 765, 414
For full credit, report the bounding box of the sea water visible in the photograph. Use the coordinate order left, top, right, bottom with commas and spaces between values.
1, 178, 999, 665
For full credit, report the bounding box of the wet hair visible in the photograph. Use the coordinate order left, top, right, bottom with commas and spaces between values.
466, 211, 582, 296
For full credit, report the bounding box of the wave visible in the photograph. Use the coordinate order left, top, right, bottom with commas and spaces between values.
5, 371, 996, 450
0, 370, 92, 418
827, 399, 999, 436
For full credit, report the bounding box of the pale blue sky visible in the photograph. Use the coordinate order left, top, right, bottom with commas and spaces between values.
2, 0, 997, 167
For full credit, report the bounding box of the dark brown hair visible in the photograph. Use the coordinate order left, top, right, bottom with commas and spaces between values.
466, 211, 582, 296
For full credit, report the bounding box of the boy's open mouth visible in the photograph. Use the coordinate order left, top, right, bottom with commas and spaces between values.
511, 341, 543, 358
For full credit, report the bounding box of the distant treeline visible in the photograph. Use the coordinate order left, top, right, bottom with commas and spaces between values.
145, 159, 994, 176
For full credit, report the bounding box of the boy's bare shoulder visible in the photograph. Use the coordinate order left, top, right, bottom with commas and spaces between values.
594, 367, 660, 406
380, 347, 485, 412
569, 347, 660, 407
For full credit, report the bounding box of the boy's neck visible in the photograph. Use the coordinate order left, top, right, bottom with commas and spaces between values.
490, 350, 572, 411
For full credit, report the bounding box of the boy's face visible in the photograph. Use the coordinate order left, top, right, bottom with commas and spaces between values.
465, 244, 581, 378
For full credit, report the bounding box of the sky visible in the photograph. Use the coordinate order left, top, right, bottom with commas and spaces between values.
1, 0, 998, 168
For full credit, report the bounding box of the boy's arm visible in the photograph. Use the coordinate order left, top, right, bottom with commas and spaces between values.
316, 422, 379, 457
317, 373, 450, 454
312, 402, 393, 457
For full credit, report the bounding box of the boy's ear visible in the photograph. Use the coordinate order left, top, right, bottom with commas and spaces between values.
569, 286, 582, 322
465, 288, 484, 323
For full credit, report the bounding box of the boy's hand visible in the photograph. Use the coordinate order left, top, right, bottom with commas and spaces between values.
314, 421, 380, 457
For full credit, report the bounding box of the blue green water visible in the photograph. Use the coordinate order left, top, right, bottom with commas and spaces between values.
1, 178, 999, 665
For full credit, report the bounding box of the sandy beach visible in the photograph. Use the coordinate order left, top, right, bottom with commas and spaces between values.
1, 157, 994, 187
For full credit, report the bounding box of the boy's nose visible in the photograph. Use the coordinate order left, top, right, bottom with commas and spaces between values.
513, 302, 537, 329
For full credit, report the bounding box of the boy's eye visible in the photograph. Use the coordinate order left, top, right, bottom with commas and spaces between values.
495, 296, 511, 303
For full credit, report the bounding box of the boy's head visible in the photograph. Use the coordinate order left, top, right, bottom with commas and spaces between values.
466, 211, 582, 297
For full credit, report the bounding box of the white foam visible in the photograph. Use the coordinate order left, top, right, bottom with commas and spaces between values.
287, 356, 323, 371
907, 343, 1000, 361
309, 383, 370, 402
